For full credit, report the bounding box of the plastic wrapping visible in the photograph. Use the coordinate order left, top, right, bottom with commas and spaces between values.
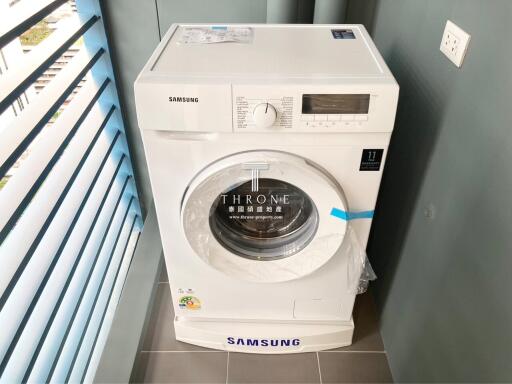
178, 26, 254, 45
180, 151, 375, 291
344, 225, 377, 294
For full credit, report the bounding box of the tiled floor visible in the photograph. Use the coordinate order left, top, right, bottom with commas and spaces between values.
130, 267, 393, 383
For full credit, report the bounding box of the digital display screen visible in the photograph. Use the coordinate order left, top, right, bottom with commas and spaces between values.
302, 94, 370, 114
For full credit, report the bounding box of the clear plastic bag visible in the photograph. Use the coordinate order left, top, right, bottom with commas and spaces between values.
345, 225, 377, 294
178, 26, 254, 45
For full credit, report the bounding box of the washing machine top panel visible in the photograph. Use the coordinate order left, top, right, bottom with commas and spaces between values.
149, 24, 392, 79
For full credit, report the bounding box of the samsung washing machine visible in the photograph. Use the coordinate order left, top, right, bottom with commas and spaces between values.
135, 24, 398, 353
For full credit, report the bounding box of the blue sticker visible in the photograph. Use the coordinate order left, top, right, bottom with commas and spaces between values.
330, 208, 374, 221
331, 29, 356, 39
211, 26, 228, 31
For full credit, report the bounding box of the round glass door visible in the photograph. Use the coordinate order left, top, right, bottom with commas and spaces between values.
181, 151, 348, 283
209, 178, 318, 260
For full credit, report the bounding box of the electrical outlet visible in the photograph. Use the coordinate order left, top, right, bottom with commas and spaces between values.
440, 20, 471, 67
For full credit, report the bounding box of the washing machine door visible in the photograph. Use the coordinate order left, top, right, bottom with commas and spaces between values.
181, 151, 348, 283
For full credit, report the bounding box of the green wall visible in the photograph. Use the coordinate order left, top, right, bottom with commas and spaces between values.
350, 1, 512, 381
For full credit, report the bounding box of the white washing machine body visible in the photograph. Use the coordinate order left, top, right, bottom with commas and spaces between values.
135, 24, 398, 353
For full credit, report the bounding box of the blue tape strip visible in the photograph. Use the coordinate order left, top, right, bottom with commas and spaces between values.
211, 26, 228, 30
330, 208, 374, 221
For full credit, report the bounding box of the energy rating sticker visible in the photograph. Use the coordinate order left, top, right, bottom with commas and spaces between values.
179, 296, 201, 310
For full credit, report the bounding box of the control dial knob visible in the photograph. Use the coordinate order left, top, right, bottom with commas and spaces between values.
252, 103, 277, 128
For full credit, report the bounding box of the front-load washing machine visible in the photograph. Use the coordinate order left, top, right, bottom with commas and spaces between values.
135, 24, 398, 353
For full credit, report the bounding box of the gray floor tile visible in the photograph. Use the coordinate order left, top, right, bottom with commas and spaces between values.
319, 352, 393, 383
136, 277, 390, 383
159, 264, 169, 282
335, 290, 385, 351
142, 283, 211, 351
227, 353, 321, 383
133, 352, 228, 383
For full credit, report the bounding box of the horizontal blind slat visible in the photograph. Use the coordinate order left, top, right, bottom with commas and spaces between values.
0, 73, 109, 243
0, 46, 105, 180
78, 215, 139, 383
0, 14, 99, 114
27, 175, 132, 384
0, 1, 143, 382
0, 105, 116, 310
48, 196, 135, 383
66, 203, 136, 382
0, 128, 120, 377
0, 153, 127, 382
0, 0, 67, 48
83, 225, 141, 383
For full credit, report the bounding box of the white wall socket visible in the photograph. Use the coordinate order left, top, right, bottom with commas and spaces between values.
440, 20, 471, 68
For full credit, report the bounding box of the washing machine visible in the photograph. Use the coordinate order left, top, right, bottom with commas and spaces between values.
135, 24, 398, 353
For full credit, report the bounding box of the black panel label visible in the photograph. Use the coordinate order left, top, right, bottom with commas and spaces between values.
360, 149, 384, 171
331, 29, 356, 39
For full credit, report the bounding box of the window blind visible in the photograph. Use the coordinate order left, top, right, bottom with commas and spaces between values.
0, 0, 142, 382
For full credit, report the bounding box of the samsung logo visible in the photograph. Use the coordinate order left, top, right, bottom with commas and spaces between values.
227, 337, 300, 347
168, 96, 199, 103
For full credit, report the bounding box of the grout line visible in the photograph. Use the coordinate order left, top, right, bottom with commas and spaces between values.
226, 351, 230, 384
140, 350, 225, 353
321, 350, 387, 353
316, 352, 323, 384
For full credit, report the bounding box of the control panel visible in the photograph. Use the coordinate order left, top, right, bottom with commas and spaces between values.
231, 85, 396, 133
300, 93, 369, 127
235, 96, 293, 130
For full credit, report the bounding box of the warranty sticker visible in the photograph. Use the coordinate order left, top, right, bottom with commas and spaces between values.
360, 149, 384, 171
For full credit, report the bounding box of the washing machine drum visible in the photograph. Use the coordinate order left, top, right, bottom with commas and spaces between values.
181, 151, 348, 283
